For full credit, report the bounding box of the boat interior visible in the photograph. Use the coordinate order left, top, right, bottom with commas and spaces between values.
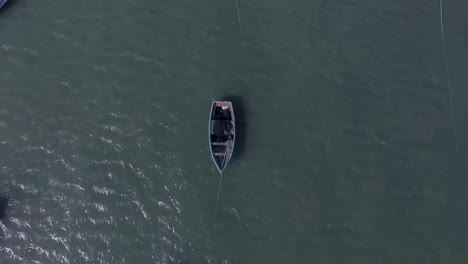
210, 105, 233, 144
212, 105, 232, 121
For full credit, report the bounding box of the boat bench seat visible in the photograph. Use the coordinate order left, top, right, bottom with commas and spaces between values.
214, 153, 226, 156
212, 142, 228, 146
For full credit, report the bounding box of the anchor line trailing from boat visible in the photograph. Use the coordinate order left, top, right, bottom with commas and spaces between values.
439, 0, 458, 152
235, 0, 245, 43
215, 172, 223, 208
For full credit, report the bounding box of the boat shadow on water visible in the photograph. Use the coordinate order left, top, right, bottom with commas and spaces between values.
0, 194, 9, 239
220, 95, 247, 163
0, 196, 7, 221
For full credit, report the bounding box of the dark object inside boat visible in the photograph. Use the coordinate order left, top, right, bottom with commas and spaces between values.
211, 106, 233, 142
211, 110, 233, 141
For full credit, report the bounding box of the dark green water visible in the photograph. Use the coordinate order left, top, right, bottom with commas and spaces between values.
1, 0, 468, 263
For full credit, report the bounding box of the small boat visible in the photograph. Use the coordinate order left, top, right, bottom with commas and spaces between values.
0, 0, 8, 9
209, 101, 235, 172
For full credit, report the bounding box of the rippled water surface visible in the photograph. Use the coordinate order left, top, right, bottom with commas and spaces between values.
1, 0, 468, 263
